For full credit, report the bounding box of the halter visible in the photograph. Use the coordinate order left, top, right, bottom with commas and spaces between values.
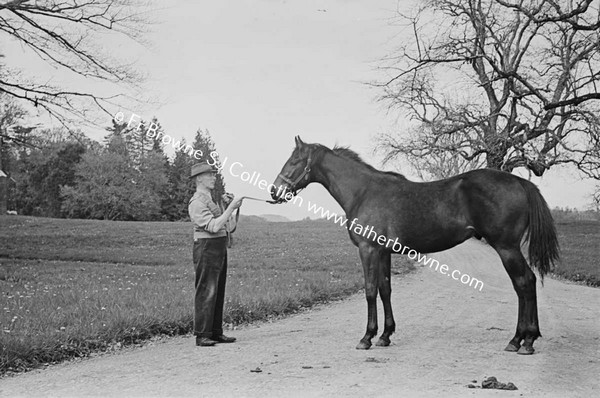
276, 150, 312, 198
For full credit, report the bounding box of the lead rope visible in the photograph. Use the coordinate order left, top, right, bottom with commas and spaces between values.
241, 195, 283, 203
227, 207, 240, 248
227, 196, 277, 248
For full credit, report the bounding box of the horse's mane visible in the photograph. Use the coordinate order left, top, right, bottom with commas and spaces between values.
327, 145, 406, 179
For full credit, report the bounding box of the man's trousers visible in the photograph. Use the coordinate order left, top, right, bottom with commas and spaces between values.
193, 236, 228, 338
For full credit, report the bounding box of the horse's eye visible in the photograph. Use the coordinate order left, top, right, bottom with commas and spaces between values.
290, 152, 303, 164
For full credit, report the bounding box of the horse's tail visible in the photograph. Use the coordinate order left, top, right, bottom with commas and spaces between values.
517, 178, 560, 282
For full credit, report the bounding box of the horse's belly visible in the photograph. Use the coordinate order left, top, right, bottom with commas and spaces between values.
399, 226, 473, 254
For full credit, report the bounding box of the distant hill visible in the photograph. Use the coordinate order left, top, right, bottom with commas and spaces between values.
237, 214, 293, 223
238, 215, 268, 223
258, 214, 292, 223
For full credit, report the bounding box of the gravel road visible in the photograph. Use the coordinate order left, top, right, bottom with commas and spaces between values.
1, 239, 598, 397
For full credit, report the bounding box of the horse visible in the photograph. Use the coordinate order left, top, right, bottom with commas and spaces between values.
270, 136, 559, 354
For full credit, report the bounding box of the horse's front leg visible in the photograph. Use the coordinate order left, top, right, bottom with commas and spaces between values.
376, 251, 395, 347
357, 243, 379, 350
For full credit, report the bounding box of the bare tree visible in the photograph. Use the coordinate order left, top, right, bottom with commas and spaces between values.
592, 184, 600, 211
376, 0, 600, 179
0, 0, 151, 126
379, 124, 486, 179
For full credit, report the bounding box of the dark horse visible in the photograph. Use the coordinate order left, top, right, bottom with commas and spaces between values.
271, 136, 559, 354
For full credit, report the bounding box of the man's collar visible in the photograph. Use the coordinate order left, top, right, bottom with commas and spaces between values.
195, 188, 211, 196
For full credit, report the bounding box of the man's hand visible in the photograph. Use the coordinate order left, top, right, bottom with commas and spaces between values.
222, 193, 234, 207
230, 197, 243, 210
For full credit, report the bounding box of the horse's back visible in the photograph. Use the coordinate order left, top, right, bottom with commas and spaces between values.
353, 168, 530, 252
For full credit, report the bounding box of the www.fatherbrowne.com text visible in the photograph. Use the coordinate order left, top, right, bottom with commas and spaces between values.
220, 157, 483, 292
304, 205, 484, 292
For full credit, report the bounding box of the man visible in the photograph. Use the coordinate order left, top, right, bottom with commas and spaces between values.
188, 163, 243, 346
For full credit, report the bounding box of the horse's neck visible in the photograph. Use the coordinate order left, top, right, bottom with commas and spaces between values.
313, 152, 370, 214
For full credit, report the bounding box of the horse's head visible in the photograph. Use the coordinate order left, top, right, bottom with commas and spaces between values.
271, 136, 314, 203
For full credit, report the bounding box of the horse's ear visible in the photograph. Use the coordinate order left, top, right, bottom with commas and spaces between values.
295, 136, 304, 148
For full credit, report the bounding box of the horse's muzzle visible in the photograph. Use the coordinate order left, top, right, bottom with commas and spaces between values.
270, 182, 292, 203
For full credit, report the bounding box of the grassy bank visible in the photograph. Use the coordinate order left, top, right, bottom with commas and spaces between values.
0, 216, 413, 375
551, 220, 600, 287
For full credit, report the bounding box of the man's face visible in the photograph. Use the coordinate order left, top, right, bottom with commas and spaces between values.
197, 172, 216, 189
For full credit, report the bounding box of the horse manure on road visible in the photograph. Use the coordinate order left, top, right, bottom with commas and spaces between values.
364, 357, 389, 363
467, 376, 518, 390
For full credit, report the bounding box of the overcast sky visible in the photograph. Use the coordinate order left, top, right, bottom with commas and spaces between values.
6, 0, 597, 220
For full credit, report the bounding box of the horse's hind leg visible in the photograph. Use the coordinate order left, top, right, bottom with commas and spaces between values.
376, 251, 395, 347
494, 245, 541, 355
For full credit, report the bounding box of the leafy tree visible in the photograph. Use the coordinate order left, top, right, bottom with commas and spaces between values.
160, 129, 227, 221
138, 149, 170, 218
32, 142, 86, 217
12, 129, 90, 217
377, 0, 600, 179
148, 120, 173, 220
0, 93, 31, 213
60, 118, 169, 221
104, 121, 131, 159
61, 148, 165, 221
192, 128, 226, 204
163, 141, 195, 221
125, 116, 161, 169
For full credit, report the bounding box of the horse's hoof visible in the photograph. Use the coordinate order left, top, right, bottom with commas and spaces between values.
504, 342, 520, 352
517, 345, 535, 355
356, 340, 372, 350
375, 337, 390, 347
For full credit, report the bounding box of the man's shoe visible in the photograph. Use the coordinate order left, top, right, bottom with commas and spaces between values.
196, 337, 218, 346
212, 334, 236, 343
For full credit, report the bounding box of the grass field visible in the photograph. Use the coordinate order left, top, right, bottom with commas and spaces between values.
0, 215, 413, 375
551, 220, 600, 287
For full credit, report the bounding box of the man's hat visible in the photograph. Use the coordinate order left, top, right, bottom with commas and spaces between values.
190, 163, 216, 179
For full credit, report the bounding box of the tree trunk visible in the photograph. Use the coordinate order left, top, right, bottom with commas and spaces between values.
0, 178, 6, 215
0, 137, 7, 215
485, 148, 506, 171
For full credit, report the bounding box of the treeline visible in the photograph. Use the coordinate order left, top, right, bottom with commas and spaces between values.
551, 207, 600, 222
3, 118, 225, 221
